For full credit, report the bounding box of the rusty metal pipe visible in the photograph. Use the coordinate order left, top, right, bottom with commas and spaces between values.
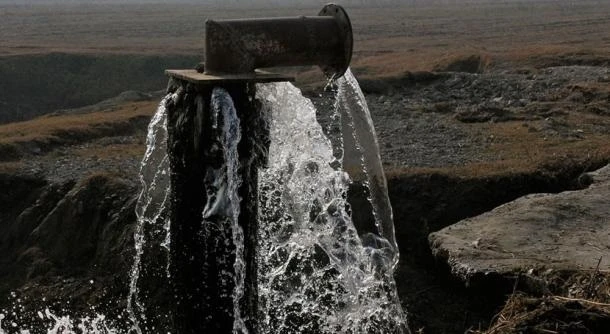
204, 4, 352, 78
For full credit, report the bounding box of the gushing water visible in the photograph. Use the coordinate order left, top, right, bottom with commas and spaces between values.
256, 79, 406, 333
336, 69, 399, 268
0, 305, 118, 334
212, 88, 248, 334
2, 69, 407, 333
127, 94, 172, 334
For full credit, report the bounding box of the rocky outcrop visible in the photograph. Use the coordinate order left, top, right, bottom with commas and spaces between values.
430, 164, 610, 284
0, 173, 137, 312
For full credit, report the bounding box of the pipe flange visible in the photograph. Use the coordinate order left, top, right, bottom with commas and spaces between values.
319, 4, 353, 78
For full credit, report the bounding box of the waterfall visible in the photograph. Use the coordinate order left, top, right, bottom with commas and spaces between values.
3, 70, 407, 334
212, 88, 248, 334
256, 79, 407, 333
336, 69, 400, 269
127, 93, 172, 334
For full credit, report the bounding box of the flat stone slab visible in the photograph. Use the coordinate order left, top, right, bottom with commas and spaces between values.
429, 164, 610, 280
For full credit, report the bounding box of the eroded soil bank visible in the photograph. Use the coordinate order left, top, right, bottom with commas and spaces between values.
3, 157, 606, 333
1, 58, 609, 333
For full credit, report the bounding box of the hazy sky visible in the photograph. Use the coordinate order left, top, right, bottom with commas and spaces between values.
0, 0, 395, 8
0, 0, 595, 8
0, 0, 404, 5
0, 0, 358, 3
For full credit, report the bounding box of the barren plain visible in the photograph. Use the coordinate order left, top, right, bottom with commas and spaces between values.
1, 1, 609, 70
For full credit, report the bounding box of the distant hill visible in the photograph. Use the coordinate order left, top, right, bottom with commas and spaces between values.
0, 53, 198, 124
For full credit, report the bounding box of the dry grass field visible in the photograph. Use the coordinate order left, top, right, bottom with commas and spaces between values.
0, 100, 153, 173
1, 0, 608, 121
0, 101, 154, 146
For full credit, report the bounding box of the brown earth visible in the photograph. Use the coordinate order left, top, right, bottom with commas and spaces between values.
1, 56, 609, 332
1, 1, 609, 75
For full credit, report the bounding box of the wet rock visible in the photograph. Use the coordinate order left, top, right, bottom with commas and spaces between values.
429, 164, 610, 284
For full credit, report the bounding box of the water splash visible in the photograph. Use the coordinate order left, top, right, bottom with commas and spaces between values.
336, 68, 399, 269
256, 80, 407, 333
42, 309, 117, 334
4, 69, 406, 334
0, 307, 118, 334
127, 94, 172, 334
211, 88, 248, 334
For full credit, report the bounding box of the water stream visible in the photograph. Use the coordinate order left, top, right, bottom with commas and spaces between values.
127, 94, 172, 334
214, 87, 248, 334
0, 71, 407, 333
257, 78, 405, 333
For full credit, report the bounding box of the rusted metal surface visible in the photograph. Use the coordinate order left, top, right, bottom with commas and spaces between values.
165, 69, 294, 84
204, 4, 352, 78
